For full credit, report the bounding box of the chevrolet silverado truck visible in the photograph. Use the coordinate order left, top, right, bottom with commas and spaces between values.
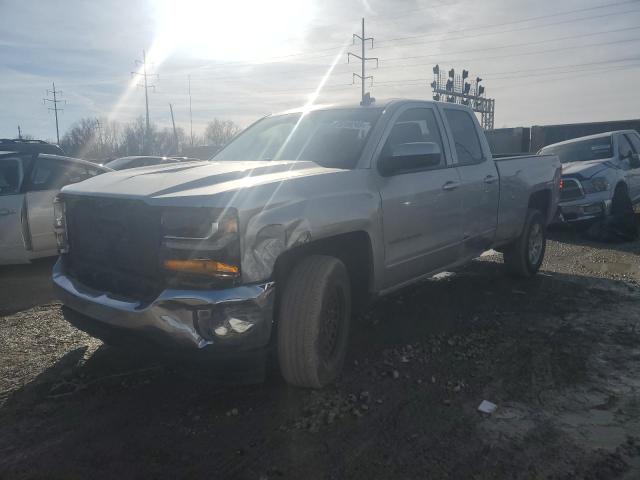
53, 100, 561, 388
539, 130, 640, 222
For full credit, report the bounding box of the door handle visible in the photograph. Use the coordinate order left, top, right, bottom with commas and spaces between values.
0, 208, 17, 216
484, 175, 498, 184
442, 181, 461, 191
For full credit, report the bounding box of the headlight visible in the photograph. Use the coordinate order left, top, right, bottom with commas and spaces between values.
53, 196, 68, 253
160, 208, 240, 282
582, 176, 609, 194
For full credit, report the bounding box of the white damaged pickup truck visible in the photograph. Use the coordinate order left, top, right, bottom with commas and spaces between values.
53, 100, 561, 388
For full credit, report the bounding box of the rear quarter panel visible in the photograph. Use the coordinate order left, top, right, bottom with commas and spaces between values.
494, 154, 560, 245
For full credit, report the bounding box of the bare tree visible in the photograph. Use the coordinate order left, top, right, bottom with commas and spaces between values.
60, 118, 99, 159
58, 116, 238, 161
204, 119, 241, 147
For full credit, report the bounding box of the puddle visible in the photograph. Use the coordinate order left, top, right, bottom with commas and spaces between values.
582, 261, 640, 278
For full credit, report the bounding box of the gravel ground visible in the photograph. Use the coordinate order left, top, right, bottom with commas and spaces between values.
1, 228, 640, 479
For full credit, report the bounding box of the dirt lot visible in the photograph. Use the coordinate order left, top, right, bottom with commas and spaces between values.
1, 229, 640, 479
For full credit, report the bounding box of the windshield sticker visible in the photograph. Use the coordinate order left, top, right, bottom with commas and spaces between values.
330, 120, 372, 139
591, 145, 610, 151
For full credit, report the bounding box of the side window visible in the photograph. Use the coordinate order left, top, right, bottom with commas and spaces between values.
29, 160, 67, 191
625, 133, 640, 154
0, 158, 24, 196
443, 109, 484, 165
618, 135, 634, 159
382, 108, 446, 170
60, 163, 96, 185
29, 160, 95, 191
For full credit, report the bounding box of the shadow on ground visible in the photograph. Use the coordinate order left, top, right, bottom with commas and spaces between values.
0, 257, 58, 316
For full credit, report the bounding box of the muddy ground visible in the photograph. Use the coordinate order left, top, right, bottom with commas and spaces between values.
1, 228, 640, 479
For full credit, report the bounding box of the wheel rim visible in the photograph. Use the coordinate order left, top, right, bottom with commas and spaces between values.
528, 222, 544, 266
319, 287, 345, 362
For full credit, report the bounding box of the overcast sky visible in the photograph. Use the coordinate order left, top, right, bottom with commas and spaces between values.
1, 0, 639, 141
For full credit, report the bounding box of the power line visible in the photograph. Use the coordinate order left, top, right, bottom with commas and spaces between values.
374, 0, 640, 45
348, 18, 378, 105
164, 0, 640, 73
43, 82, 65, 144
254, 55, 640, 96
159, 26, 640, 89
153, 5, 640, 90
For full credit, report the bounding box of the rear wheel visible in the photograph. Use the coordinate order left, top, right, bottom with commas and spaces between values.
611, 184, 634, 218
277, 255, 351, 388
503, 209, 546, 277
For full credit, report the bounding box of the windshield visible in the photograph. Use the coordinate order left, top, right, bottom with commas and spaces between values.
212, 108, 382, 169
540, 136, 613, 164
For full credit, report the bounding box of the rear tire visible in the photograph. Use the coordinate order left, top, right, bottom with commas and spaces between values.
277, 255, 351, 389
611, 184, 634, 218
503, 209, 546, 277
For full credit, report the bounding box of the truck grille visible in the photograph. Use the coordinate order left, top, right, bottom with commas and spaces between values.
65, 196, 163, 302
560, 178, 583, 202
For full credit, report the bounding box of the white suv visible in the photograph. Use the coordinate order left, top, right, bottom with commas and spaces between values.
540, 130, 640, 222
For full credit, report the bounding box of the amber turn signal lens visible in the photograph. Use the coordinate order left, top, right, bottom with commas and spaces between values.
163, 259, 239, 277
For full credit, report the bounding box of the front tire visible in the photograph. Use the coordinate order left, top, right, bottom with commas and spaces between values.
277, 255, 351, 389
503, 209, 546, 277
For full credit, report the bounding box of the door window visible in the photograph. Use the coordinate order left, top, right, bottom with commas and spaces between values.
0, 158, 24, 196
443, 109, 484, 165
619, 135, 634, 160
29, 160, 97, 191
625, 133, 640, 154
381, 108, 446, 170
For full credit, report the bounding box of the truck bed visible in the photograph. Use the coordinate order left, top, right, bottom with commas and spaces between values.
493, 154, 561, 245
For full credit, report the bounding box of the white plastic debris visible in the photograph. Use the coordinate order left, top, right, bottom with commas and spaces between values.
477, 400, 498, 415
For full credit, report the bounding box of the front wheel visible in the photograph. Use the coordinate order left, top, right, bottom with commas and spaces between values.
503, 209, 546, 277
277, 255, 351, 388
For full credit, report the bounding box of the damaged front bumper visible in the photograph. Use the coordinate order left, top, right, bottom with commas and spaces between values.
555, 193, 612, 223
52, 258, 275, 352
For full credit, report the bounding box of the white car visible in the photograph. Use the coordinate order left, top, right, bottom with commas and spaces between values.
0, 152, 110, 265
540, 130, 640, 222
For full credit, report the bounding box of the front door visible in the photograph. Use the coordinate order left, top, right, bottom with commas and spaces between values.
0, 157, 28, 264
377, 105, 464, 289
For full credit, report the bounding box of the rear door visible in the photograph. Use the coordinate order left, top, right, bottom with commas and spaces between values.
441, 107, 499, 257
0, 156, 29, 264
25, 158, 102, 255
376, 103, 464, 288
623, 132, 640, 201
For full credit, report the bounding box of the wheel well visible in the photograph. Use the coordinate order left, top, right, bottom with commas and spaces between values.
273, 231, 374, 313
528, 189, 551, 218
614, 181, 628, 195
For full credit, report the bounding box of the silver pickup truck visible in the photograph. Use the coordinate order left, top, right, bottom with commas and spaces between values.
53, 99, 561, 388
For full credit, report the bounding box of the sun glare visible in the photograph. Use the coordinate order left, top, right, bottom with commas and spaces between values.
151, 0, 314, 63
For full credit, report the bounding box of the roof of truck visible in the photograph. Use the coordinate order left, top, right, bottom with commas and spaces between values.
276, 98, 447, 116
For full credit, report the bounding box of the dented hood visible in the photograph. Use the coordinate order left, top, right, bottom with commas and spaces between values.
61, 160, 335, 200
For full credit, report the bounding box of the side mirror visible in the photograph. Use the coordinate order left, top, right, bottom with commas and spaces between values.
379, 142, 442, 176
629, 153, 640, 168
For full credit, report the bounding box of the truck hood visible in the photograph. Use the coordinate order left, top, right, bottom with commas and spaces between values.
561, 158, 615, 179
62, 160, 336, 200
